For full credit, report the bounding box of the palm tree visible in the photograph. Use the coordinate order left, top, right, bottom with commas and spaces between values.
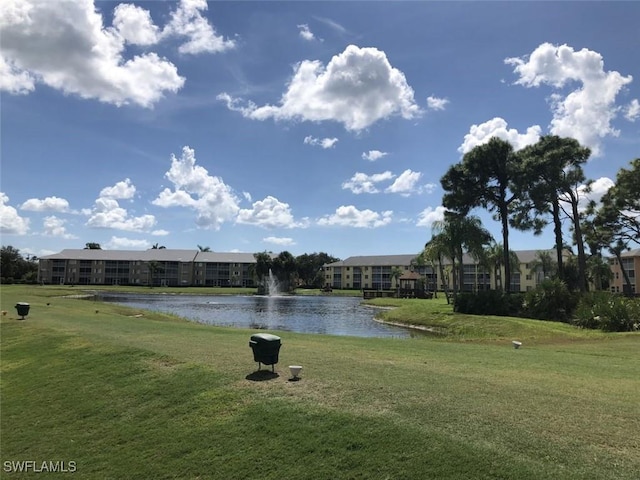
197, 245, 211, 252
147, 261, 163, 287
390, 266, 403, 296
506, 249, 522, 292
253, 251, 273, 285
482, 242, 503, 291
420, 235, 450, 301
586, 254, 612, 291
432, 213, 493, 296
273, 251, 296, 292
481, 242, 521, 291
529, 250, 557, 285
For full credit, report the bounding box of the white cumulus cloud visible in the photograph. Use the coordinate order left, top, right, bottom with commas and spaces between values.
236, 196, 306, 229
42, 215, 77, 239
385, 169, 423, 196
416, 206, 447, 227
87, 180, 155, 232
0, 0, 185, 107
568, 177, 615, 212
105, 236, 151, 250
625, 99, 640, 122
152, 146, 240, 230
426, 95, 449, 111
99, 178, 136, 200
112, 3, 159, 46
20, 196, 70, 212
303, 135, 339, 149
318, 205, 393, 228
297, 24, 318, 42
0, 192, 30, 234
0, 0, 235, 107
263, 236, 296, 246
0, 55, 35, 94
505, 43, 633, 156
218, 44, 420, 131
162, 0, 235, 55
342, 171, 395, 194
459, 117, 541, 154
362, 150, 388, 161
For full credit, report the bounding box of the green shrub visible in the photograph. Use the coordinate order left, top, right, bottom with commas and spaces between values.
454, 291, 523, 316
574, 292, 640, 332
523, 279, 578, 322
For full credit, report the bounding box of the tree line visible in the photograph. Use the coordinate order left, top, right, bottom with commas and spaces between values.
0, 246, 39, 283
426, 135, 639, 295
252, 251, 339, 291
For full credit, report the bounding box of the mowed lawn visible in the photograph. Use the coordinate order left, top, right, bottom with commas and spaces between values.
1, 286, 639, 479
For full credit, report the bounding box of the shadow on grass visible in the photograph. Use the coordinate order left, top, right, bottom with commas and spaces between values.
245, 370, 280, 382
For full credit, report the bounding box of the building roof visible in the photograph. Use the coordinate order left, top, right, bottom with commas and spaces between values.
40, 249, 151, 261
194, 251, 257, 263
324, 249, 570, 268
399, 271, 422, 280
40, 249, 257, 263
325, 254, 418, 268
512, 249, 562, 264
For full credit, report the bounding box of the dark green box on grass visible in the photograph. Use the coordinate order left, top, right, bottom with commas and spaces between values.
249, 333, 281, 371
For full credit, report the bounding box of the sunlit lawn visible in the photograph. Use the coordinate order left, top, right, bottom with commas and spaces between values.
1, 285, 638, 479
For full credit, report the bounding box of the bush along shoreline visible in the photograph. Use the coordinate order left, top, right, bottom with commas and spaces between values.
453, 279, 639, 332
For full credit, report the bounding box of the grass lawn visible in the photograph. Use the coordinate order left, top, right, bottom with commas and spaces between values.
1, 285, 639, 479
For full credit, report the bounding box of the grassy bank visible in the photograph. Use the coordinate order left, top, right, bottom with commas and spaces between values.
1, 285, 639, 479
366, 297, 616, 343
10, 284, 361, 297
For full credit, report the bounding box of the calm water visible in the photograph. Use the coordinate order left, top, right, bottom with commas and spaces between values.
99, 293, 417, 338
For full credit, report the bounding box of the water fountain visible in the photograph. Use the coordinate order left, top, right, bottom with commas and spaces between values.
266, 269, 280, 296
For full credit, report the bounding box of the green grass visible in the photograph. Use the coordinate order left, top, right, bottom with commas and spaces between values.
366, 297, 620, 343
1, 285, 639, 479
15, 284, 361, 297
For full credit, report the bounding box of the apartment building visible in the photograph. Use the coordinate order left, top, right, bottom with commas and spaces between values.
609, 248, 639, 294
39, 247, 599, 293
38, 249, 258, 287
322, 249, 568, 293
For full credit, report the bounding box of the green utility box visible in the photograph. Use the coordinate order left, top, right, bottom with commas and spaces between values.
249, 333, 281, 372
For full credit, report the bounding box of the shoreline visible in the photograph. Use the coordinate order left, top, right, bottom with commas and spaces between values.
372, 316, 445, 335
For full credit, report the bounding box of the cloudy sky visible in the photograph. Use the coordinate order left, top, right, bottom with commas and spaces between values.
1, 0, 639, 259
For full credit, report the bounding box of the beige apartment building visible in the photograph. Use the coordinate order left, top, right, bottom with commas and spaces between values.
39, 247, 631, 294
609, 249, 639, 294
322, 249, 571, 293
38, 249, 259, 287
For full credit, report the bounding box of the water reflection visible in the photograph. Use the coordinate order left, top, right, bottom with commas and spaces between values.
99, 293, 417, 338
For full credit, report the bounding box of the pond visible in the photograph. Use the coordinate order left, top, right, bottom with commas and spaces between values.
98, 293, 418, 338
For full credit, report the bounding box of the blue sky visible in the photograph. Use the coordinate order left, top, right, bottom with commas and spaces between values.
1, 0, 639, 260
